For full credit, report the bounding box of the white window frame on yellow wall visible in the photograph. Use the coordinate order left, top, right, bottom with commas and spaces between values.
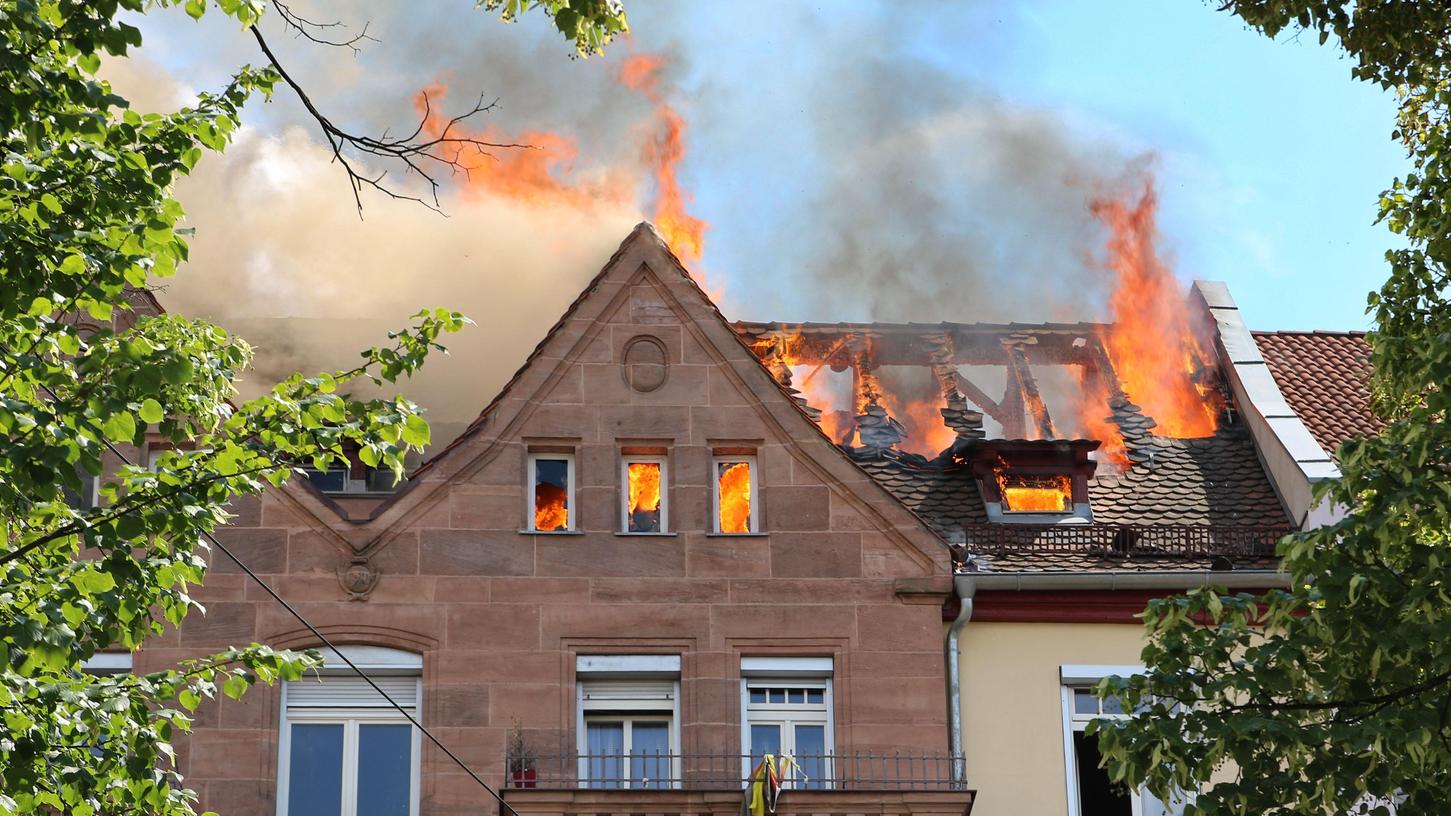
1059, 664, 1191, 816
710, 455, 759, 534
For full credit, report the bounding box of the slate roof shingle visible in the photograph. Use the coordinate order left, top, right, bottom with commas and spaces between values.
1252, 331, 1383, 461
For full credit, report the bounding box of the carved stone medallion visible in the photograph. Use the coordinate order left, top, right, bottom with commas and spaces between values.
622, 335, 669, 393
337, 557, 379, 602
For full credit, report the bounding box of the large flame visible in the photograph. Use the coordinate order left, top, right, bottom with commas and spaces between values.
627, 461, 662, 530
879, 389, 956, 458
765, 330, 851, 444
996, 472, 1073, 513
617, 54, 712, 289
1092, 180, 1219, 439
414, 83, 632, 209
535, 482, 569, 531
718, 462, 752, 533
411, 52, 711, 286
1074, 366, 1129, 468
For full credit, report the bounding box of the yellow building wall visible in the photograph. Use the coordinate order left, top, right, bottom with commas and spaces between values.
958, 622, 1146, 816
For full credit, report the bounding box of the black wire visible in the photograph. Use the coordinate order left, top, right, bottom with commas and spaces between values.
38, 381, 519, 815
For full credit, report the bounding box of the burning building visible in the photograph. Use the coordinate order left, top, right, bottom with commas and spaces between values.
124, 223, 1377, 816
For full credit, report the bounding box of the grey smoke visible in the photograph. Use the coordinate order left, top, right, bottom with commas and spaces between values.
112, 1, 1145, 452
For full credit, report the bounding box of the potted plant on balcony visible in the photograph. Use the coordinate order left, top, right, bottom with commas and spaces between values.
507, 720, 537, 788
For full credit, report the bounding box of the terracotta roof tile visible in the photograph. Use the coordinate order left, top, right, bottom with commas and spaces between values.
1252, 331, 1383, 461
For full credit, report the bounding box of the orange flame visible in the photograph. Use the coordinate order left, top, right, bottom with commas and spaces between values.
880, 390, 956, 458
1075, 366, 1129, 468
617, 54, 712, 287
766, 330, 851, 444
718, 462, 752, 533
627, 461, 662, 529
996, 472, 1073, 513
535, 482, 569, 531
1091, 180, 1219, 439
414, 83, 631, 209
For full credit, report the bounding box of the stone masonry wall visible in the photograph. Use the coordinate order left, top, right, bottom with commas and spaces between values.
140, 230, 954, 816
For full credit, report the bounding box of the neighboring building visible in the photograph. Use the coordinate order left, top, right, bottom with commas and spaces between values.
132, 224, 1377, 816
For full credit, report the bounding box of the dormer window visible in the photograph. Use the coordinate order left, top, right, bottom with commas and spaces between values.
965, 440, 1098, 524
997, 473, 1073, 514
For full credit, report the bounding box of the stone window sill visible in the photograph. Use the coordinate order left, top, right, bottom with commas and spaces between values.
614, 532, 679, 537
520, 529, 585, 535
705, 532, 768, 537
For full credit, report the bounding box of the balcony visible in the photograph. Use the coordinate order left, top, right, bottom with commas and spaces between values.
502, 752, 974, 816
952, 522, 1288, 567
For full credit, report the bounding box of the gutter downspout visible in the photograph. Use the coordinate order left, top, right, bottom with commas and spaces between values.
946, 573, 976, 785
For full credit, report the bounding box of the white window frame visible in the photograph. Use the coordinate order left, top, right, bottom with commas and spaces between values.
82, 652, 132, 675
1060, 664, 1189, 816
580, 713, 676, 789
276, 647, 423, 816
619, 455, 669, 534
575, 660, 682, 790
711, 455, 759, 534
739, 659, 834, 789
527, 452, 576, 532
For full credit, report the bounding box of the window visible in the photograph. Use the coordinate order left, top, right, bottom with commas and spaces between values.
82, 652, 132, 676
301, 443, 402, 495
1061, 665, 1191, 816
712, 456, 757, 534
741, 657, 833, 790
997, 472, 1072, 513
528, 453, 575, 532
576, 656, 681, 789
63, 461, 100, 510
278, 647, 422, 816
621, 456, 667, 533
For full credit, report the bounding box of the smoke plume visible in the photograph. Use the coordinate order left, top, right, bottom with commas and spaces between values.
110, 2, 1159, 453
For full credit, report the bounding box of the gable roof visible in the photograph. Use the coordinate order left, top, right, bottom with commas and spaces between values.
371, 222, 953, 572
1252, 331, 1382, 462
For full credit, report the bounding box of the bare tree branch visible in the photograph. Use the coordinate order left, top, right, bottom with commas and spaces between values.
271, 0, 378, 53
249, 7, 536, 216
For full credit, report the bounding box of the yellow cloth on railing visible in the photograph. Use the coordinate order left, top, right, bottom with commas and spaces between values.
741, 754, 809, 816
742, 755, 779, 816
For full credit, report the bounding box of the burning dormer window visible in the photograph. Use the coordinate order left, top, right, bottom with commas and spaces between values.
997, 473, 1073, 514
965, 439, 1098, 524
529, 453, 574, 533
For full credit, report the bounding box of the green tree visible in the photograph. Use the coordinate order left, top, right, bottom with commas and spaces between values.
1094, 3, 1451, 814
0, 1, 625, 814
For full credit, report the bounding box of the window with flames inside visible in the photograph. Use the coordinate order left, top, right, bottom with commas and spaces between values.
996, 472, 1074, 514
530, 453, 574, 532
623, 456, 667, 533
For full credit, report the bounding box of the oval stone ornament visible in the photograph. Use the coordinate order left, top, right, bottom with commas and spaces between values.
623, 335, 668, 393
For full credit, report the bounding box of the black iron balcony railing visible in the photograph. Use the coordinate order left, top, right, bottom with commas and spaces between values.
506, 751, 965, 791
953, 522, 1289, 564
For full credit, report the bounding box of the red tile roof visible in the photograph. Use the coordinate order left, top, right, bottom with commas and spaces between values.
1252, 331, 1383, 461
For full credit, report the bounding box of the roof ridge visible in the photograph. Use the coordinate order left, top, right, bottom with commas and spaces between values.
1251, 329, 1370, 337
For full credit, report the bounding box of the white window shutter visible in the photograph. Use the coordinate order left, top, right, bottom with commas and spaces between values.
286, 675, 419, 712
580, 680, 675, 711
